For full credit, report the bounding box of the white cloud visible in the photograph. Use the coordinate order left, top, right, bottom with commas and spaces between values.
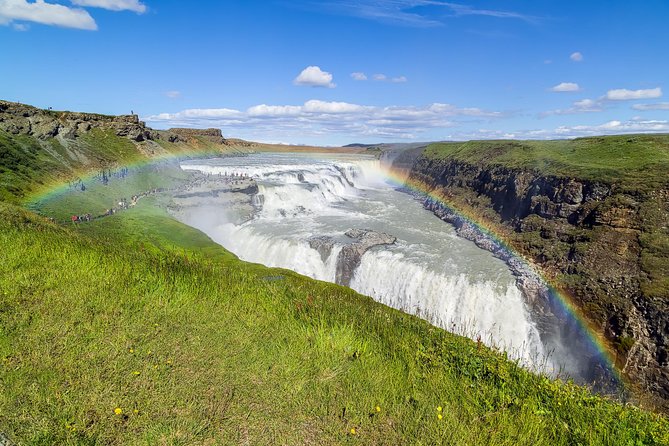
144, 100, 505, 141
0, 0, 97, 30
12, 21, 27, 30
605, 87, 662, 101
164, 90, 181, 99
351, 72, 367, 81
371, 73, 407, 83
247, 104, 302, 117
70, 0, 146, 13
302, 100, 368, 114
293, 66, 336, 88
448, 118, 669, 141
540, 98, 603, 117
632, 102, 669, 111
550, 82, 581, 92
570, 52, 583, 62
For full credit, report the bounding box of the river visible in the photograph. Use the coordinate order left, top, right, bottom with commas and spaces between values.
175, 152, 597, 382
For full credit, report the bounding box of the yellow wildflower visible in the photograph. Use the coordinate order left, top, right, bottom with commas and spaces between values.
114, 408, 123, 415
132, 371, 140, 376
437, 414, 443, 420
375, 406, 381, 412
350, 428, 356, 435
437, 406, 442, 412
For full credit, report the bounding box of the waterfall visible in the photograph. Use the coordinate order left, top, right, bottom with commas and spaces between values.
177, 153, 568, 374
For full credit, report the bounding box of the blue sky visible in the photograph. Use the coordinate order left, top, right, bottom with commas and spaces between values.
1, 0, 668, 145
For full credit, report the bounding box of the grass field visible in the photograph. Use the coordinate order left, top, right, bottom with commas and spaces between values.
1, 121, 668, 443
0, 154, 667, 444
423, 134, 669, 191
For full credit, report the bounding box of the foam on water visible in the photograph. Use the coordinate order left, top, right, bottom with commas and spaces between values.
177, 153, 574, 374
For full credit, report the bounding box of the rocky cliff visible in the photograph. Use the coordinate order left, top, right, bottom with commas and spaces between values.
0, 100, 159, 142
408, 151, 669, 408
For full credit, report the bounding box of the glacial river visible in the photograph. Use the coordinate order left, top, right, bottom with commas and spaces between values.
177, 152, 593, 381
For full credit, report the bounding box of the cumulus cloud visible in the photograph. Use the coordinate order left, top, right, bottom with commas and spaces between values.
351, 72, 367, 81
70, 0, 146, 13
294, 66, 336, 88
570, 52, 583, 62
144, 100, 505, 141
391, 75, 408, 83
542, 86, 664, 116
373, 73, 387, 81
540, 98, 603, 117
0, 0, 97, 30
448, 118, 669, 141
632, 102, 669, 111
164, 90, 181, 99
605, 87, 662, 101
550, 82, 581, 92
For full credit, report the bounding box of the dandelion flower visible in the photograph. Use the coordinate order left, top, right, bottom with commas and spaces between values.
133, 409, 139, 414
375, 406, 381, 412
129, 348, 134, 353
114, 408, 123, 415
438, 413, 443, 420
437, 406, 442, 412
350, 428, 356, 435
132, 371, 140, 376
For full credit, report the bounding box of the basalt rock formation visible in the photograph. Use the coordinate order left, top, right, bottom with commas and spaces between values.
308, 229, 397, 287
336, 229, 397, 286
0, 100, 233, 146
409, 155, 669, 408
0, 100, 158, 142
167, 128, 225, 144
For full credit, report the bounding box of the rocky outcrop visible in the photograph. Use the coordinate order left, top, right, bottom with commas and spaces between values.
167, 128, 225, 144
336, 229, 397, 286
308, 229, 397, 286
0, 100, 159, 142
0, 100, 233, 147
408, 155, 669, 408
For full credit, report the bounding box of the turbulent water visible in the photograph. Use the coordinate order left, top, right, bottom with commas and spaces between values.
177, 153, 586, 378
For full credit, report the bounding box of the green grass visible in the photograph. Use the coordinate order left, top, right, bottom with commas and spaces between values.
1, 201, 668, 445
423, 134, 669, 191
1, 126, 669, 443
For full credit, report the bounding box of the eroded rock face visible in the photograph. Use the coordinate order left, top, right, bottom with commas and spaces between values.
409, 156, 669, 408
0, 100, 161, 142
335, 229, 397, 286
167, 128, 225, 144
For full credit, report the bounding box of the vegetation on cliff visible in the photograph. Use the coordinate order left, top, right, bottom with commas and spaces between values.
1, 102, 668, 444
414, 135, 669, 409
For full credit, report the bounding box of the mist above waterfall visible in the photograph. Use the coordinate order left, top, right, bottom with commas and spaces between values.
174, 153, 595, 380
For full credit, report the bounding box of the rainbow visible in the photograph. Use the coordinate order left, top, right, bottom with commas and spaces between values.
26, 147, 232, 206
379, 164, 624, 389
27, 149, 625, 390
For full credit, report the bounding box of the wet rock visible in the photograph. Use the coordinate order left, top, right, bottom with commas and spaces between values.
335, 229, 396, 286
308, 236, 335, 262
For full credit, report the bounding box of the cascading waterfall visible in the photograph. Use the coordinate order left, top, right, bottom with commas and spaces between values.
177, 153, 580, 376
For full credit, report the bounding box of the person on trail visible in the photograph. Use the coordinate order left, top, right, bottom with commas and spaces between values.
71, 215, 78, 223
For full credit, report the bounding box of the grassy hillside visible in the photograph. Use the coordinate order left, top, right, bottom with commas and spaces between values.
423, 134, 669, 191
0, 127, 239, 205
1, 201, 668, 445
1, 111, 668, 443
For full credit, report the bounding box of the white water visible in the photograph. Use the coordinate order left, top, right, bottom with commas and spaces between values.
178, 153, 554, 371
